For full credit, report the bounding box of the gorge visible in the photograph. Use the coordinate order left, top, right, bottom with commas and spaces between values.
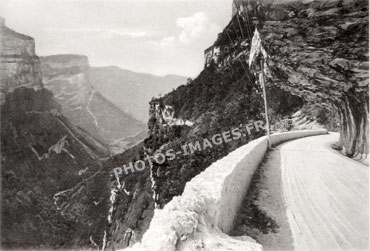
0, 0, 368, 250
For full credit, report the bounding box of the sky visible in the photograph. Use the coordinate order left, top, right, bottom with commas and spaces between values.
0, 0, 232, 77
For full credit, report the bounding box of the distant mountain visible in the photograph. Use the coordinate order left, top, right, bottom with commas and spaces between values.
104, 0, 369, 248
1, 20, 111, 249
0, 16, 43, 103
89, 66, 187, 122
40, 55, 146, 149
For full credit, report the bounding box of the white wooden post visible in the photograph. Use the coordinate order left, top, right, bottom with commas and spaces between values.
260, 59, 271, 148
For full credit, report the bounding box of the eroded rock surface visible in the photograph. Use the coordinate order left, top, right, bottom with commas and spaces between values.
1, 21, 111, 250
258, 0, 368, 158
213, 0, 368, 158
0, 17, 43, 103
40, 55, 146, 148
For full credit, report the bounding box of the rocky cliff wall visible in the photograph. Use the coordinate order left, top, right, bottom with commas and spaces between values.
40, 55, 146, 149
1, 21, 113, 250
123, 1, 368, 246
0, 17, 43, 103
258, 0, 368, 158
208, 0, 368, 159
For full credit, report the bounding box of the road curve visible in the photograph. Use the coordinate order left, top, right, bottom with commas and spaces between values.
281, 133, 369, 251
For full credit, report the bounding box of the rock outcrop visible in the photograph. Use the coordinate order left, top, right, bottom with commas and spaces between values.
109, 1, 367, 248
0, 17, 43, 103
1, 21, 112, 250
40, 55, 146, 151
255, 0, 369, 158
210, 0, 368, 159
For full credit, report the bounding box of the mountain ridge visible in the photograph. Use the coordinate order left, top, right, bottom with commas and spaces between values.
40, 54, 147, 151
89, 66, 187, 122
1, 20, 111, 250
105, 1, 367, 249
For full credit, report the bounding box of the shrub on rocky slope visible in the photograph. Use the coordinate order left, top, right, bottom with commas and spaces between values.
1, 87, 111, 249
106, 40, 304, 250
106, 1, 368, 249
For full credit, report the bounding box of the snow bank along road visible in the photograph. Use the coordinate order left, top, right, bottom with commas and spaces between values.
282, 133, 369, 250
126, 131, 326, 251
234, 133, 369, 251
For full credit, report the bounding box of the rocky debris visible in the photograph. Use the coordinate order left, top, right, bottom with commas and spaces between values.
0, 17, 43, 103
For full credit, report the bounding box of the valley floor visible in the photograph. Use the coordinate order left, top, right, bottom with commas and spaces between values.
232, 133, 369, 251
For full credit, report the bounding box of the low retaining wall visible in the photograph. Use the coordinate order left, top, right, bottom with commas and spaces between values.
126, 129, 327, 251
218, 129, 328, 233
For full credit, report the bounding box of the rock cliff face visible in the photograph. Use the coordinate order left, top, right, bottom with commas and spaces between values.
2, 0, 367, 249
213, 0, 368, 159
40, 55, 146, 150
107, 1, 367, 249
0, 17, 43, 103
256, 0, 368, 158
1, 22, 111, 250
106, 44, 303, 251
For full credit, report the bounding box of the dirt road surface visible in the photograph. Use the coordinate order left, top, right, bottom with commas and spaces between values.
281, 133, 368, 250
232, 133, 369, 251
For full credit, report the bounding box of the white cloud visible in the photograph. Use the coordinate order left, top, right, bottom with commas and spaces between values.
176, 12, 220, 45
45, 27, 150, 39
160, 36, 175, 47
146, 36, 176, 48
